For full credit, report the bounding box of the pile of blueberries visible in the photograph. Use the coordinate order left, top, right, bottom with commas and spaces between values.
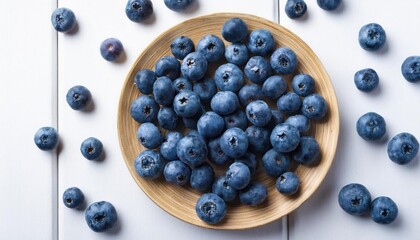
129, 16, 329, 225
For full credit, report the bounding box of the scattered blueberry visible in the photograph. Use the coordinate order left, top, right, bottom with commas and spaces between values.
387, 132, 419, 165
225, 43, 249, 66
163, 160, 191, 186
262, 75, 287, 100
51, 7, 76, 33
292, 73, 315, 97
244, 56, 272, 84
247, 29, 275, 57
34, 127, 59, 151
195, 193, 227, 224
100, 38, 124, 62
222, 18, 248, 43
181, 52, 208, 81
338, 183, 371, 215
130, 95, 160, 123
301, 93, 328, 120
358, 23, 387, 51
225, 162, 251, 190
370, 196, 398, 224
262, 149, 291, 177
164, 0, 194, 11
80, 137, 103, 161
215, 63, 244, 92
285, 0, 307, 19
85, 201, 118, 232
63, 187, 85, 209
210, 91, 240, 116
356, 112, 386, 141
239, 182, 267, 206
246, 100, 272, 127
160, 131, 183, 161
125, 0, 153, 23
134, 149, 165, 179
137, 122, 163, 149
317, 0, 342, 11
270, 123, 301, 153
220, 127, 249, 158
155, 56, 180, 80
401, 56, 420, 82
270, 47, 297, 75
276, 171, 300, 195
134, 69, 156, 95
354, 68, 379, 92
66, 85, 92, 111
190, 163, 215, 192
196, 34, 225, 62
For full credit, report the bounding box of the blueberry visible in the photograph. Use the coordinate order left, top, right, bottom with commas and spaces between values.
292, 136, 320, 165
285, 114, 310, 133
247, 29, 275, 57
387, 132, 419, 165
196, 34, 225, 63
262, 149, 291, 177
66, 85, 92, 111
137, 122, 163, 149
277, 92, 302, 114
225, 162, 251, 190
176, 135, 208, 167
338, 183, 371, 215
285, 0, 307, 19
301, 93, 328, 120
262, 75, 287, 100
214, 63, 244, 92
222, 18, 248, 43
244, 56, 272, 84
134, 149, 165, 179
225, 44, 249, 66
270, 47, 297, 75
190, 163, 215, 192
155, 56, 180, 80
181, 52, 208, 81
212, 176, 238, 202
266, 109, 286, 130
317, 0, 341, 11
276, 171, 300, 195
356, 112, 386, 141
153, 76, 175, 106
85, 201, 118, 232
223, 110, 248, 130
197, 111, 225, 138
171, 36, 195, 60
239, 182, 267, 206
164, 0, 194, 11
246, 125, 271, 154
401, 56, 420, 82
80, 137, 103, 161
195, 193, 227, 225
173, 90, 201, 117
238, 84, 264, 107
358, 23, 387, 51
370, 196, 398, 224
34, 127, 59, 151
173, 77, 193, 93
182, 105, 205, 129
220, 127, 249, 158
246, 100, 272, 127
210, 91, 240, 116
160, 131, 183, 161
207, 137, 232, 166
354, 68, 379, 92
158, 106, 179, 130
270, 123, 301, 153
193, 77, 217, 103
130, 95, 160, 123
134, 69, 157, 94
99, 38, 124, 62
63, 187, 84, 209
292, 73, 315, 97
234, 152, 258, 174
163, 160, 191, 186
125, 0, 153, 23
51, 7, 76, 33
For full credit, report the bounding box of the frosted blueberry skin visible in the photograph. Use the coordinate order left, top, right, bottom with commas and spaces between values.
51, 7, 76, 33
153, 76, 175, 106
220, 127, 249, 159
130, 95, 160, 123
238, 84, 264, 107
163, 160, 191, 186
266, 109, 286, 130
270, 47, 298, 75
292, 136, 320, 165
301, 93, 328, 120
292, 73, 315, 97
195, 193, 227, 225
239, 182, 267, 206
285, 0, 307, 19
34, 127, 59, 151
193, 77, 217, 103
210, 91, 240, 116
221, 18, 248, 43
171, 36, 195, 60
244, 56, 272, 84
212, 176, 238, 202
262, 75, 287, 100
66, 85, 92, 111
182, 105, 205, 129
225, 162, 251, 190
62, 187, 84, 209
387, 132, 419, 165
164, 0, 194, 12
196, 34, 225, 63
270, 123, 300, 153
134, 150, 164, 179
225, 44, 249, 66
100, 38, 124, 62
80, 137, 103, 161
85, 201, 118, 232
234, 152, 258, 175
317, 0, 341, 11
338, 183, 371, 216
181, 52, 208, 81
276, 171, 300, 195
262, 149, 291, 177
134, 69, 156, 95
137, 122, 163, 149
176, 135, 208, 167
356, 112, 386, 141
214, 63, 244, 93
197, 111, 225, 139
277, 92, 302, 114
173, 90, 201, 117
160, 131, 183, 161
246, 125, 271, 154
285, 114, 310, 134
155, 56, 180, 80
173, 77, 193, 94
190, 163, 215, 192
246, 100, 272, 127
370, 196, 398, 224
401, 56, 420, 83
247, 29, 275, 57
207, 137, 232, 166
358, 23, 387, 51
125, 0, 153, 23
224, 110, 248, 131
354, 68, 379, 92
158, 106, 179, 131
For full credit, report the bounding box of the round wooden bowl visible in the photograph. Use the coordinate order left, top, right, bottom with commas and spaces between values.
118, 13, 340, 230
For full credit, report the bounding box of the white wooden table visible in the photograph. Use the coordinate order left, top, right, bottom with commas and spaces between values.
2, 0, 420, 239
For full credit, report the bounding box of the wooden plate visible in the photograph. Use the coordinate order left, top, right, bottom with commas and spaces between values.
117, 13, 339, 230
